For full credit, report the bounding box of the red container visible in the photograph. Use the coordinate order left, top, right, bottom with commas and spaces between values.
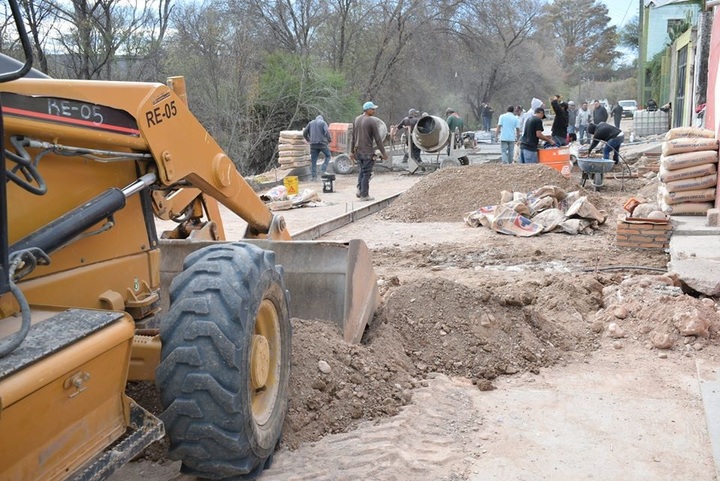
328, 123, 353, 155
538, 147, 572, 177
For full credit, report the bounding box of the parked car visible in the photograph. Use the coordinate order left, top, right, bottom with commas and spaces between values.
618, 99, 638, 118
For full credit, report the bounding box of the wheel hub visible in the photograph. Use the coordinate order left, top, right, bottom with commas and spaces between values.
250, 334, 270, 389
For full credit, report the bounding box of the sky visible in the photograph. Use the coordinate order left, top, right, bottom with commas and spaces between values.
602, 0, 640, 27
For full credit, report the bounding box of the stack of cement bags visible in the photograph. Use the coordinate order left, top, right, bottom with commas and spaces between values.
277, 130, 310, 170
658, 127, 718, 215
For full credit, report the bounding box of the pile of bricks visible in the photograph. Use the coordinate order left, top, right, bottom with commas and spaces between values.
615, 214, 672, 250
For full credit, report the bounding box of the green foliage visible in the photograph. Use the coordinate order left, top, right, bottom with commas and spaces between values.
646, 50, 664, 101
619, 16, 639, 51
667, 12, 693, 45
244, 52, 357, 174
255, 52, 356, 125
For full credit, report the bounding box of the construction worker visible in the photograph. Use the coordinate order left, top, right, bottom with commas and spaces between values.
395, 109, 421, 163
350, 101, 388, 201
446, 108, 464, 154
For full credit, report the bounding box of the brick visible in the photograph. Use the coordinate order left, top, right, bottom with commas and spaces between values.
629, 235, 655, 242
615, 241, 664, 250
615, 234, 630, 241
617, 227, 641, 235
651, 223, 672, 231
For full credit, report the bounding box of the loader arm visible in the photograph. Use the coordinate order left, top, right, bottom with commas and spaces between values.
1, 78, 290, 241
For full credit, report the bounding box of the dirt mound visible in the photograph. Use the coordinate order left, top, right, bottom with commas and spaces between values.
380, 164, 608, 223
281, 271, 613, 449
121, 157, 694, 469
592, 274, 720, 350
282, 318, 415, 450
371, 275, 603, 380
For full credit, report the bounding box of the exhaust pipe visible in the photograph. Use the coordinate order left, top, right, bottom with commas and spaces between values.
412, 115, 449, 153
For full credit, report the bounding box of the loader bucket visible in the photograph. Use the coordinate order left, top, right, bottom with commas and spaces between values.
158, 239, 379, 344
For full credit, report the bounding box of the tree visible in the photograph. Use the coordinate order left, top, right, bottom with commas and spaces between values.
619, 15, 639, 52
237, 0, 328, 54
453, 0, 544, 121
50, 0, 158, 79
541, 0, 619, 85
19, 0, 56, 73
247, 52, 356, 172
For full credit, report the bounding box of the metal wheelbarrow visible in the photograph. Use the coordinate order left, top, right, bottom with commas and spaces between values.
577, 157, 616, 190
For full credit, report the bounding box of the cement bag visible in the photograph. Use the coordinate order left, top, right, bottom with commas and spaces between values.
512, 192, 527, 202
464, 205, 543, 237
279, 130, 305, 140
565, 196, 607, 224
503, 201, 531, 216
659, 186, 716, 205
278, 143, 308, 152
662, 137, 718, 156
278, 149, 309, 158
660, 201, 714, 215
528, 195, 557, 213
665, 127, 716, 140
659, 162, 716, 182
531, 185, 567, 201
664, 174, 717, 193
558, 218, 594, 235
261, 185, 288, 201
499, 190, 513, 204
532, 208, 565, 232
558, 191, 583, 212
660, 150, 718, 171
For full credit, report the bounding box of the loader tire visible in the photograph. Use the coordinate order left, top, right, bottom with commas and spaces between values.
332, 153, 355, 175
156, 243, 291, 480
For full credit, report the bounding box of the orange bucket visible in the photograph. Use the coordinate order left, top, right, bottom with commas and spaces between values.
538, 147, 572, 177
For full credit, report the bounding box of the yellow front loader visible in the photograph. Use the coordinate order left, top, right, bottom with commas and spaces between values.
0, 3, 378, 480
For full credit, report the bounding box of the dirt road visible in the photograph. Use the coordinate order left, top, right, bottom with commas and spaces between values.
111, 162, 720, 481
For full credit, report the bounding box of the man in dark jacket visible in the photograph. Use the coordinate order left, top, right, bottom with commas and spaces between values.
351, 101, 388, 201
550, 96, 569, 146
587, 122, 623, 163
303, 114, 332, 180
519, 107, 556, 164
592, 100, 608, 124
395, 109, 421, 162
610, 103, 623, 128
446, 108, 464, 153
481, 103, 494, 133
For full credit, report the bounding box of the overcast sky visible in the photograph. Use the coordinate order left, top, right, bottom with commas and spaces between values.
602, 0, 640, 27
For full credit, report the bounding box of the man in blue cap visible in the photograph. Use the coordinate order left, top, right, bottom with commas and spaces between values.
350, 101, 388, 201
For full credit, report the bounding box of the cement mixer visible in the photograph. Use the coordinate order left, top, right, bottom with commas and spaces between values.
412, 115, 450, 153
406, 114, 471, 173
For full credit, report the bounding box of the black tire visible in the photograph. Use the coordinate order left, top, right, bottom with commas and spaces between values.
332, 153, 355, 175
156, 243, 291, 480
440, 157, 461, 169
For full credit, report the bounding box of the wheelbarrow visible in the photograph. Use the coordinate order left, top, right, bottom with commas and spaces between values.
577, 157, 615, 190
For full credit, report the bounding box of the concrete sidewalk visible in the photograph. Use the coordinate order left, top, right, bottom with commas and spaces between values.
668, 215, 720, 296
